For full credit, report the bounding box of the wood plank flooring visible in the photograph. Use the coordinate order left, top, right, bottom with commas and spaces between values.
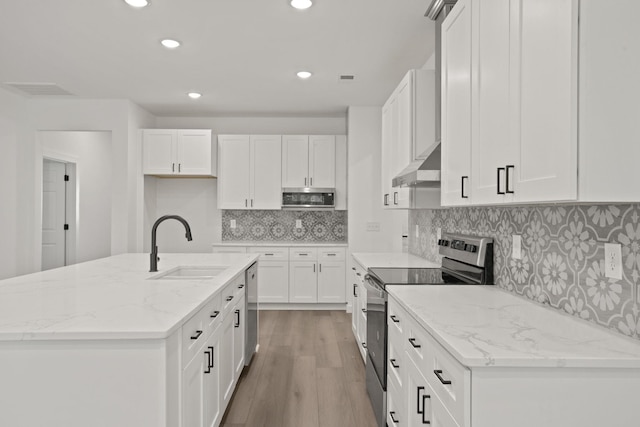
221, 310, 377, 427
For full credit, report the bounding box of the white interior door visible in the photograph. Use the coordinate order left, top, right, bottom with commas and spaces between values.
42, 159, 67, 271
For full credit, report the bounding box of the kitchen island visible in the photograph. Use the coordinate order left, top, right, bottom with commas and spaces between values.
0, 253, 258, 427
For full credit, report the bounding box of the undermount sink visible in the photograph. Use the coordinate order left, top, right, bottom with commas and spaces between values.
150, 266, 229, 280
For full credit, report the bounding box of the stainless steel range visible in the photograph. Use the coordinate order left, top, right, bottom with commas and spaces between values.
363, 233, 494, 427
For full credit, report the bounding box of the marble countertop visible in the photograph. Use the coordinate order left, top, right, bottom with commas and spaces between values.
0, 253, 258, 342
352, 252, 440, 269
388, 286, 640, 369
213, 242, 348, 247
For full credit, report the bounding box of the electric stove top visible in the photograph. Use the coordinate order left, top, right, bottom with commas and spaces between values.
366, 267, 469, 289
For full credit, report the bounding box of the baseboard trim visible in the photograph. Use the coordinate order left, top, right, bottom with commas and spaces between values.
259, 303, 347, 311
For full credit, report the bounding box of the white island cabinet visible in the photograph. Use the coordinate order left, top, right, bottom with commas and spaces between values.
0, 253, 257, 427
387, 286, 640, 427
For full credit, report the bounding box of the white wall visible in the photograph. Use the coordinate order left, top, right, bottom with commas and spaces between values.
347, 106, 405, 254
0, 88, 27, 279
39, 131, 113, 264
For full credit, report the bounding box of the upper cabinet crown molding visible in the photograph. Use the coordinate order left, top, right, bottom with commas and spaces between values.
142, 129, 216, 177
442, 0, 640, 207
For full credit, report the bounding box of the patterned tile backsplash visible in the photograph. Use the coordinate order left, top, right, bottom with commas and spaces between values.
409, 204, 640, 340
222, 210, 347, 243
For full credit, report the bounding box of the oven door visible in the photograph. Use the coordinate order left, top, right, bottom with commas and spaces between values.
363, 274, 387, 389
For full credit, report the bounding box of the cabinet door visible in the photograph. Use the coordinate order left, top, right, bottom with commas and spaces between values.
251, 135, 282, 209
512, 0, 578, 202
217, 135, 251, 209
143, 129, 176, 174
357, 283, 367, 361
317, 261, 345, 303
232, 296, 245, 380
381, 98, 396, 208
282, 135, 309, 187
393, 72, 413, 209
257, 261, 289, 303
203, 329, 221, 427
441, 0, 473, 206
470, 0, 515, 205
308, 135, 336, 188
177, 130, 213, 176
219, 311, 235, 407
182, 347, 205, 427
289, 261, 317, 303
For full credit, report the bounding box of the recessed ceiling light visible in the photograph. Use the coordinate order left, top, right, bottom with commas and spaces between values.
161, 39, 181, 49
188, 92, 202, 99
124, 0, 149, 8
290, 0, 313, 10
297, 71, 312, 79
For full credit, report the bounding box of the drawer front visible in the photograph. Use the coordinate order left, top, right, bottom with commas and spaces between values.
388, 298, 405, 339
289, 247, 318, 260
182, 307, 207, 363
221, 281, 238, 313
318, 247, 346, 261
386, 378, 402, 427
232, 273, 246, 299
406, 317, 431, 368
204, 293, 222, 331
387, 336, 404, 392
248, 246, 289, 260
212, 246, 247, 253
424, 333, 469, 427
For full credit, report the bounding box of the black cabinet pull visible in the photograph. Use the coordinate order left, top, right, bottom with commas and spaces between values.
226, 296, 234, 302
204, 350, 211, 374
390, 359, 399, 369
191, 330, 203, 340
506, 164, 514, 194
361, 342, 367, 349
327, 253, 337, 256
384, 194, 389, 206
393, 192, 398, 205
408, 338, 421, 348
319, 264, 322, 273
208, 346, 215, 368
421, 394, 432, 424
313, 263, 316, 273
351, 267, 356, 271
433, 369, 452, 385
172, 163, 175, 172
305, 177, 307, 186
390, 315, 400, 323
362, 308, 367, 313
245, 199, 248, 207
390, 411, 399, 424
238, 284, 244, 289
497, 167, 506, 194
264, 253, 274, 256
461, 176, 469, 198
210, 310, 220, 318
234, 309, 240, 327
353, 284, 357, 297
417, 386, 425, 414
356, 272, 361, 277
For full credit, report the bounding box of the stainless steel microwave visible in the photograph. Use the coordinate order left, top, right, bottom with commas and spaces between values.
282, 188, 335, 209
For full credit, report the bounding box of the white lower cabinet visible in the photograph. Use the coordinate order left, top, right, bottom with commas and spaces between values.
247, 247, 289, 303
182, 343, 206, 427
219, 305, 235, 408
203, 329, 221, 427
350, 256, 368, 362
289, 260, 318, 303
232, 294, 245, 380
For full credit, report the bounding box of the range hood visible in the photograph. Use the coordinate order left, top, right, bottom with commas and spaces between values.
392, 142, 441, 188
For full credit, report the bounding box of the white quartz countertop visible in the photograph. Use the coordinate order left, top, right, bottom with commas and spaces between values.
352, 252, 440, 269
213, 242, 348, 247
388, 286, 640, 369
0, 253, 258, 342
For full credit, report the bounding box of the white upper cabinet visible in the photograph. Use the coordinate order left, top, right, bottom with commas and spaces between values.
441, 0, 473, 206
443, 0, 640, 206
217, 135, 282, 210
282, 135, 336, 188
143, 129, 215, 177
382, 70, 440, 209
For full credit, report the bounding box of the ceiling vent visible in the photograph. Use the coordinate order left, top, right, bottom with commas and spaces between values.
3, 82, 73, 97
339, 75, 355, 81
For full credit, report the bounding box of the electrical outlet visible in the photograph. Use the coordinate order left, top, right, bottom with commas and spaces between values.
436, 227, 442, 241
512, 235, 522, 259
415, 225, 420, 238
604, 243, 622, 280
366, 222, 381, 232
295, 219, 302, 229
230, 219, 236, 229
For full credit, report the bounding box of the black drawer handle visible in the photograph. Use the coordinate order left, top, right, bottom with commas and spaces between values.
208, 346, 215, 368
238, 284, 244, 289
299, 253, 309, 256
361, 342, 367, 349
390, 359, 399, 369
204, 350, 211, 374
356, 272, 361, 277
210, 310, 220, 318
506, 164, 515, 194
353, 284, 357, 297
497, 167, 506, 195
190, 330, 203, 340
264, 253, 274, 256
408, 338, 421, 348
390, 315, 400, 323
234, 309, 240, 327
422, 394, 432, 424
226, 296, 234, 302
390, 411, 399, 424
362, 308, 367, 313
434, 369, 452, 385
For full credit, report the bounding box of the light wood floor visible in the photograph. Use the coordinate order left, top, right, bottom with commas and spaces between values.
221, 310, 378, 427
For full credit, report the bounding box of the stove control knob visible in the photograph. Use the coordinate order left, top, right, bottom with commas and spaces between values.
465, 244, 478, 253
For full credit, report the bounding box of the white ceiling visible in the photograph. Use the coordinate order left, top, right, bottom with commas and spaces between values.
0, 0, 435, 117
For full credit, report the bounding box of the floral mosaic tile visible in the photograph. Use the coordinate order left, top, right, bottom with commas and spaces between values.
409, 204, 640, 340
222, 210, 347, 243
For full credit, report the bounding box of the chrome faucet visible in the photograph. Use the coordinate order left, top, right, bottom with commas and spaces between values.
150, 215, 193, 272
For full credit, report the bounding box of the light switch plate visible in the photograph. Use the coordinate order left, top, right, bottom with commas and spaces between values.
295, 219, 302, 229
604, 243, 623, 280
512, 235, 522, 259
230, 219, 236, 229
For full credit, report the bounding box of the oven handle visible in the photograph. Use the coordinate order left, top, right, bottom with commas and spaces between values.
363, 274, 386, 297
